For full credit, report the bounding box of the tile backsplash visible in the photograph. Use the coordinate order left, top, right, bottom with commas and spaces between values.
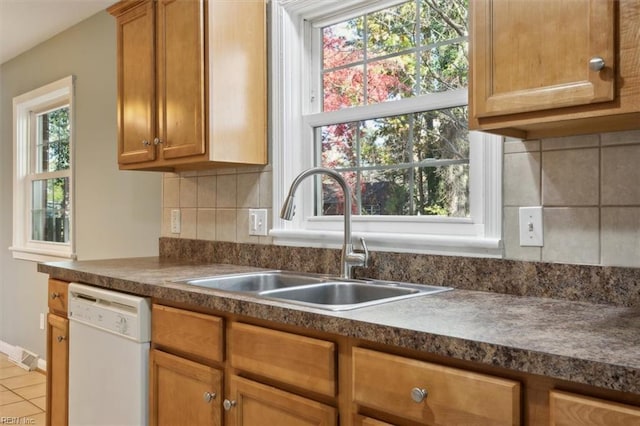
504, 129, 640, 267
163, 129, 640, 268
162, 165, 273, 245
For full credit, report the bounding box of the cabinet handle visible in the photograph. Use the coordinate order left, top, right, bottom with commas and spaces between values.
153, 137, 163, 145
142, 139, 151, 146
410, 387, 428, 403
589, 56, 605, 72
50, 292, 60, 300
203, 391, 216, 403
223, 399, 237, 411
57, 335, 66, 343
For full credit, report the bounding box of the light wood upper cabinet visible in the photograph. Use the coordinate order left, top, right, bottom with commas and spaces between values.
108, 0, 266, 171
470, 0, 640, 139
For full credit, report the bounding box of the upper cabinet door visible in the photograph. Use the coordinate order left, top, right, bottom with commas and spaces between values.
156, 0, 207, 160
115, 0, 156, 165
471, 0, 615, 118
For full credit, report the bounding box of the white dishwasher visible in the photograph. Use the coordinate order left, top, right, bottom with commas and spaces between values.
68, 283, 151, 426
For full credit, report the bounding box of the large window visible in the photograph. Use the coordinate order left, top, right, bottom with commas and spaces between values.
272, 0, 502, 256
12, 76, 75, 261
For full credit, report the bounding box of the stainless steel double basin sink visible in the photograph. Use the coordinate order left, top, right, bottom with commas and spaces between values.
176, 271, 451, 311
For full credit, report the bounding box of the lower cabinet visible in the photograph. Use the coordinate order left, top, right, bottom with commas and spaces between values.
149, 349, 223, 426
46, 279, 69, 426
352, 347, 521, 425
550, 390, 640, 426
225, 375, 336, 426
46, 314, 68, 426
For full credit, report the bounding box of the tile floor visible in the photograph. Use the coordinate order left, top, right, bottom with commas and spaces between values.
0, 353, 46, 425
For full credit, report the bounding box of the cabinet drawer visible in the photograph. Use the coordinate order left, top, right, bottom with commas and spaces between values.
48, 279, 69, 316
550, 390, 640, 426
229, 322, 336, 397
353, 347, 520, 425
152, 304, 224, 364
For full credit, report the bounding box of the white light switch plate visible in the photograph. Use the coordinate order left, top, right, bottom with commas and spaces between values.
519, 206, 543, 246
171, 209, 181, 234
249, 209, 268, 236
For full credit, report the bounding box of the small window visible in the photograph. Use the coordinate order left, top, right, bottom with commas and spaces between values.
12, 76, 76, 261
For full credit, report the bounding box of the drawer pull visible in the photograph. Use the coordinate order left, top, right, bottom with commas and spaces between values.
57, 335, 66, 343
223, 399, 237, 411
411, 387, 428, 403
50, 292, 61, 300
203, 392, 216, 403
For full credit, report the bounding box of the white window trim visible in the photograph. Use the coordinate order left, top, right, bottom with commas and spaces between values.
11, 76, 77, 262
270, 0, 503, 257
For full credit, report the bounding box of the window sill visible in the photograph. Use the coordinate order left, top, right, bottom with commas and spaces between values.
9, 246, 77, 263
270, 229, 502, 258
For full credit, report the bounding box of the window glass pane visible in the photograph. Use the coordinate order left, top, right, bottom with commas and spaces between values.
367, 55, 416, 103
420, 0, 468, 45
420, 43, 468, 93
31, 177, 70, 243
367, 2, 417, 58
322, 17, 364, 69
320, 122, 359, 168
413, 107, 469, 161
35, 106, 70, 173
323, 66, 365, 111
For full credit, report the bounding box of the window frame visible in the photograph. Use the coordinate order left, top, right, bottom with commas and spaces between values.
270, 0, 503, 257
11, 76, 76, 262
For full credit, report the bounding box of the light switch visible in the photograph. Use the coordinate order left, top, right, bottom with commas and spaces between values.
249, 209, 268, 236
171, 209, 181, 234
519, 206, 543, 246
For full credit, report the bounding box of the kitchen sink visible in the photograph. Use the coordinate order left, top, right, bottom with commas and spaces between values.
177, 271, 451, 311
182, 271, 327, 292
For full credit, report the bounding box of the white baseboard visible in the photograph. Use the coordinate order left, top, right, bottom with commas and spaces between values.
0, 339, 47, 372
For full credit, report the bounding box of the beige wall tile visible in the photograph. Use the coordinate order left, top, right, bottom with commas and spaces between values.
503, 152, 541, 206
601, 129, 640, 146
237, 209, 261, 244
216, 209, 237, 242
180, 208, 197, 239
542, 207, 599, 265
259, 171, 273, 208
542, 149, 599, 206
503, 207, 542, 261
602, 145, 640, 205
216, 167, 237, 175
504, 139, 540, 154
180, 176, 198, 208
163, 177, 180, 208
197, 176, 216, 208
216, 174, 237, 208
601, 207, 640, 267
196, 209, 216, 241
237, 173, 260, 208
541, 134, 599, 151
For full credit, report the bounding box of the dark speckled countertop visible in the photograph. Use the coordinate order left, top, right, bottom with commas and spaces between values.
38, 257, 640, 395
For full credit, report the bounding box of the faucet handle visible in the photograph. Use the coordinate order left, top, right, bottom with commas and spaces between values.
358, 237, 369, 267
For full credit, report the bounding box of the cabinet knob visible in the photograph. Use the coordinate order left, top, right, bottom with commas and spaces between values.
50, 292, 60, 300
589, 56, 605, 72
142, 139, 151, 146
57, 335, 66, 343
410, 387, 428, 403
203, 392, 216, 403
223, 399, 237, 411
153, 137, 163, 145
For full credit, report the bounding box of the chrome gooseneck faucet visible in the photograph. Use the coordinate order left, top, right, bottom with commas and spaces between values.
280, 167, 368, 280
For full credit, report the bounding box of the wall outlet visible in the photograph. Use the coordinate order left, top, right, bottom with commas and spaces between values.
39, 313, 45, 330
519, 206, 543, 246
249, 209, 268, 236
170, 209, 181, 234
